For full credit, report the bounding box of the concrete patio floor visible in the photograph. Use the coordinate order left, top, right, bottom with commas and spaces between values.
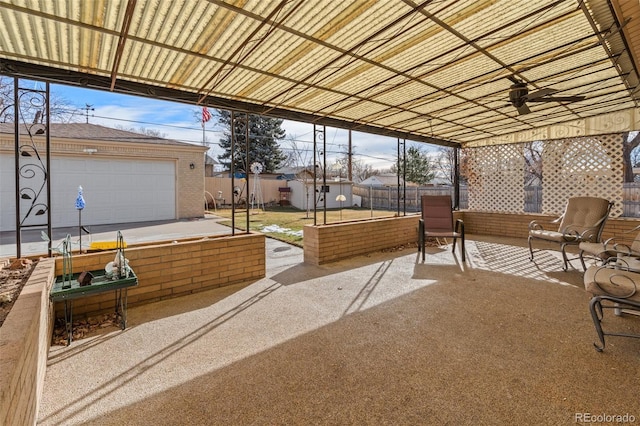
36, 233, 640, 425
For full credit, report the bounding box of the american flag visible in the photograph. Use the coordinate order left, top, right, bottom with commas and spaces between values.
202, 107, 212, 123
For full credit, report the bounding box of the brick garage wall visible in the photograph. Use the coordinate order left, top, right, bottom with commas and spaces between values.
0, 258, 55, 426
53, 233, 265, 318
0, 134, 207, 223
178, 151, 206, 218
304, 215, 420, 265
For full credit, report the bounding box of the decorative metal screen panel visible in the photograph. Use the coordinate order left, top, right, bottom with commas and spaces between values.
541, 135, 623, 217
464, 143, 525, 213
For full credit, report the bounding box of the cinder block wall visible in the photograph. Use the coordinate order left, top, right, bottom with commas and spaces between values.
0, 258, 55, 426
53, 233, 265, 318
304, 215, 420, 265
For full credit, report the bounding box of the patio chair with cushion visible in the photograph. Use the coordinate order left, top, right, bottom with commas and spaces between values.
528, 197, 613, 271
584, 260, 640, 351
579, 224, 640, 271
418, 195, 465, 262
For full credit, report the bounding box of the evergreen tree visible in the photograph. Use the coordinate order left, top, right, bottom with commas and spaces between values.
217, 110, 287, 173
391, 145, 435, 185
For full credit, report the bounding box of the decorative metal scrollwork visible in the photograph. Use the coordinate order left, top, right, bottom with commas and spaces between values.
16, 85, 49, 227
11, 78, 51, 258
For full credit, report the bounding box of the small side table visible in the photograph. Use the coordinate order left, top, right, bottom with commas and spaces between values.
50, 269, 138, 344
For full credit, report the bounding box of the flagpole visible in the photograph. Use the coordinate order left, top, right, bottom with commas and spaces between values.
202, 107, 211, 147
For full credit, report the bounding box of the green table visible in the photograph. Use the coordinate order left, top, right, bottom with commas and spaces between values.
50, 269, 138, 344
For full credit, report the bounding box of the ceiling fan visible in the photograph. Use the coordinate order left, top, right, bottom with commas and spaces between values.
507, 76, 585, 115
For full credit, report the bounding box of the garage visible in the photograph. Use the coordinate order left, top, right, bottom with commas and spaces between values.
1, 155, 176, 230
0, 123, 206, 232
53, 157, 176, 226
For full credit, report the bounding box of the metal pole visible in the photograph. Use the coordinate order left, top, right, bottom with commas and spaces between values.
323, 125, 327, 225
46, 82, 51, 255
454, 147, 460, 210
231, 111, 235, 235
202, 113, 206, 146
313, 125, 317, 226
78, 209, 82, 253
370, 185, 373, 217
403, 139, 406, 216
348, 129, 352, 182
245, 113, 250, 234
14, 78, 20, 258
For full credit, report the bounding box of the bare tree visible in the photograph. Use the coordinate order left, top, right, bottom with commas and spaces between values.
523, 141, 543, 186
329, 147, 378, 183
114, 124, 167, 138
0, 76, 12, 122
283, 135, 317, 216
434, 146, 462, 185
623, 131, 640, 183
281, 135, 311, 170
0, 76, 81, 123
352, 162, 378, 183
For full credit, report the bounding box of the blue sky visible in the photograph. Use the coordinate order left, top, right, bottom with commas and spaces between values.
51, 83, 432, 170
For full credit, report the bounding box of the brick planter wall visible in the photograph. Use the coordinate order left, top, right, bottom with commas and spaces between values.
460, 211, 640, 241
0, 258, 55, 426
460, 211, 555, 239
0, 232, 265, 426
302, 211, 640, 265
304, 215, 420, 265
53, 232, 266, 318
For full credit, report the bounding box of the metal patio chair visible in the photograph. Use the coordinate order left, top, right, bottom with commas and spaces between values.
579, 224, 640, 271
584, 259, 640, 351
528, 197, 612, 270
418, 195, 465, 262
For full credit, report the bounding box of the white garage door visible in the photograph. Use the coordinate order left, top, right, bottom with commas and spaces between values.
1, 154, 176, 231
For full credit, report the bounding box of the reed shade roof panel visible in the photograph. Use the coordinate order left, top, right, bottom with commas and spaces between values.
1, 0, 639, 147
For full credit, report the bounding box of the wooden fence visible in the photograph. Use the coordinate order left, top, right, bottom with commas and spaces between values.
623, 182, 640, 217
354, 183, 640, 217
353, 185, 466, 212
205, 177, 286, 208
205, 179, 640, 216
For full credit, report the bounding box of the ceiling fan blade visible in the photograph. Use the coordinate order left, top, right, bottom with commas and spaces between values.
524, 88, 557, 100
517, 103, 531, 115
527, 95, 586, 103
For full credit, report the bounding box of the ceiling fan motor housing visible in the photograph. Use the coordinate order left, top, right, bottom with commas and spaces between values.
509, 82, 528, 105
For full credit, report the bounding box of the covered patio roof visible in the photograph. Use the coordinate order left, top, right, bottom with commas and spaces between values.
1, 0, 640, 147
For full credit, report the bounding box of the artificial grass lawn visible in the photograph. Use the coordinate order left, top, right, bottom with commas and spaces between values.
212, 206, 398, 246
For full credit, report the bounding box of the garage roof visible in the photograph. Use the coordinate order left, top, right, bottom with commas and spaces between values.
1, 0, 639, 147
0, 123, 204, 147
